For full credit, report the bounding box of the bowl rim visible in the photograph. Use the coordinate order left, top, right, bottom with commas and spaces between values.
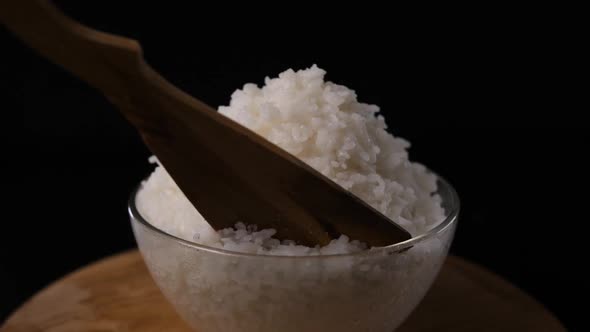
128, 173, 460, 259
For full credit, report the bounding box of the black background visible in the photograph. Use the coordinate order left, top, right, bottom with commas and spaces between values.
2, 2, 587, 331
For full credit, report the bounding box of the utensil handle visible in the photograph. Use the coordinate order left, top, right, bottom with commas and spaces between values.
0, 0, 143, 97
0, 0, 220, 134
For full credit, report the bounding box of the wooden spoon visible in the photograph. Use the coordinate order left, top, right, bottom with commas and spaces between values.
1, 0, 412, 246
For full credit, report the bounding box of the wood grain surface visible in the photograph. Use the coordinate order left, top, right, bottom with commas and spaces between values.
1, 251, 565, 332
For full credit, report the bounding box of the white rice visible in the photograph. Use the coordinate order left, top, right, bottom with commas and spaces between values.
136, 65, 445, 255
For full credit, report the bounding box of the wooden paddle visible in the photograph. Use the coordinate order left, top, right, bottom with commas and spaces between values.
0, 0, 411, 246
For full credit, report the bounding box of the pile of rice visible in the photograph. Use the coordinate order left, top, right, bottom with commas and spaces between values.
133, 66, 456, 331
136, 65, 445, 255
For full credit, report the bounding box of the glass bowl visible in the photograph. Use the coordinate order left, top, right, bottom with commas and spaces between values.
129, 175, 459, 332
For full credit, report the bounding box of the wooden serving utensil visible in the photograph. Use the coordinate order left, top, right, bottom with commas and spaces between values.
1, 0, 412, 246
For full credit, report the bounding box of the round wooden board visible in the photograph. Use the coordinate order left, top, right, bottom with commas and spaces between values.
1, 251, 565, 332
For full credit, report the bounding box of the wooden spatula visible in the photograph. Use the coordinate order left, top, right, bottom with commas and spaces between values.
1, 0, 412, 246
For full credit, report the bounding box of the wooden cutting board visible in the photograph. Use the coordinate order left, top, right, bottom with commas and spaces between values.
1, 251, 566, 332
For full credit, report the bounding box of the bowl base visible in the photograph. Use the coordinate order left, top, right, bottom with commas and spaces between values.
1, 250, 566, 332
